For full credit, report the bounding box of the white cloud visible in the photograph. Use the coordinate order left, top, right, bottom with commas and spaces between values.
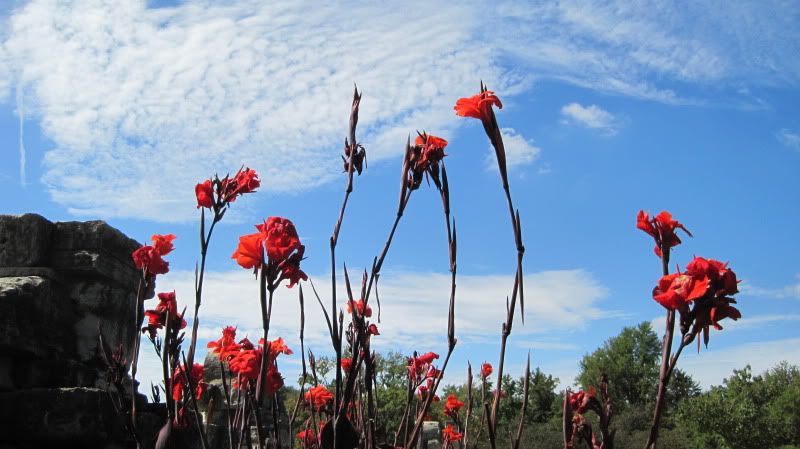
740, 276, 800, 300
485, 127, 541, 170
2, 1, 799, 221
776, 128, 800, 151
560, 103, 620, 135
133, 267, 610, 389
680, 338, 800, 388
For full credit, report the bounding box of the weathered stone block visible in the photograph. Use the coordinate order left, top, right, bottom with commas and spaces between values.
0, 387, 123, 442
0, 214, 54, 267
0, 276, 77, 359
69, 280, 138, 364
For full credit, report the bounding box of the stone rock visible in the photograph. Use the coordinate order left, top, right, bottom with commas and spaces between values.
0, 276, 78, 360
0, 214, 54, 267
69, 280, 138, 364
0, 387, 124, 442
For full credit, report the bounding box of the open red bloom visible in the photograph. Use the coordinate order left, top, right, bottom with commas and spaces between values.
568, 387, 595, 414
416, 352, 439, 365
685, 256, 740, 298
441, 424, 463, 443
259, 337, 294, 357
367, 323, 380, 335
637, 210, 692, 258
480, 362, 493, 379
220, 167, 261, 203
171, 363, 206, 403
346, 299, 372, 318
304, 385, 334, 410
652, 273, 708, 310
297, 428, 317, 448
142, 291, 187, 338
195, 180, 214, 208
151, 234, 176, 256
132, 245, 169, 275
258, 216, 301, 262
278, 248, 308, 288
443, 394, 464, 417
341, 357, 353, 373
231, 232, 265, 269
454, 90, 503, 124
414, 133, 449, 167
207, 326, 241, 360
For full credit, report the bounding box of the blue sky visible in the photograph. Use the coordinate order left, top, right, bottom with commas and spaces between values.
1, 0, 799, 391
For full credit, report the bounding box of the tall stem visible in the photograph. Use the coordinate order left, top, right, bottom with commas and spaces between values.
645, 250, 673, 449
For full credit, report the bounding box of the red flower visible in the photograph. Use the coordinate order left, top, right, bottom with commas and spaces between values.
258, 216, 301, 262
151, 234, 176, 256
220, 167, 260, 203
231, 232, 265, 269
297, 428, 317, 448
685, 256, 740, 298
637, 210, 692, 258
304, 385, 334, 411
441, 424, 463, 443
264, 365, 285, 396
443, 394, 464, 417
652, 273, 708, 310
346, 299, 372, 318
341, 357, 353, 373
480, 362, 493, 379
171, 363, 206, 402
414, 133, 449, 167
195, 180, 214, 209
416, 352, 439, 365
142, 291, 187, 338
367, 323, 380, 335
278, 247, 308, 288
454, 90, 503, 123
568, 387, 595, 414
260, 337, 294, 357
228, 347, 261, 383
207, 326, 241, 360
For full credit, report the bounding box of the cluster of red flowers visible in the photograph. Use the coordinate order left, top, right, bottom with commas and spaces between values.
443, 394, 464, 418
639, 211, 743, 346
195, 167, 260, 209
231, 216, 307, 288
407, 352, 440, 402
141, 291, 187, 339
406, 132, 449, 190
131, 233, 176, 276
207, 327, 291, 396
441, 424, 463, 444
304, 385, 335, 411
297, 427, 318, 449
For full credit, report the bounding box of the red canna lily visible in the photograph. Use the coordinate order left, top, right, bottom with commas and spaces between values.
480, 362, 493, 379
637, 210, 692, 258
305, 385, 334, 411
142, 291, 187, 339
258, 216, 302, 262
454, 90, 503, 124
195, 180, 214, 209
443, 394, 465, 417
367, 323, 380, 335
151, 234, 176, 256
652, 273, 708, 310
231, 232, 265, 269
220, 167, 260, 203
341, 357, 353, 373
441, 424, 463, 443
206, 326, 241, 360
568, 387, 596, 414
685, 256, 740, 298
171, 363, 206, 403
132, 233, 176, 276
346, 299, 372, 318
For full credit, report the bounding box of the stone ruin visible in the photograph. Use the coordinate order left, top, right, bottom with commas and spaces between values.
0, 213, 162, 448
0, 213, 292, 449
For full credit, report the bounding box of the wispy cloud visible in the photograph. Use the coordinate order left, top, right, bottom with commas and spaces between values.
15, 84, 25, 185
485, 128, 541, 171
776, 128, 800, 151
560, 103, 620, 135
740, 277, 800, 300
2, 1, 799, 221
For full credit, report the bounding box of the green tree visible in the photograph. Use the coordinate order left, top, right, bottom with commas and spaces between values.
577, 322, 661, 408
677, 362, 800, 449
